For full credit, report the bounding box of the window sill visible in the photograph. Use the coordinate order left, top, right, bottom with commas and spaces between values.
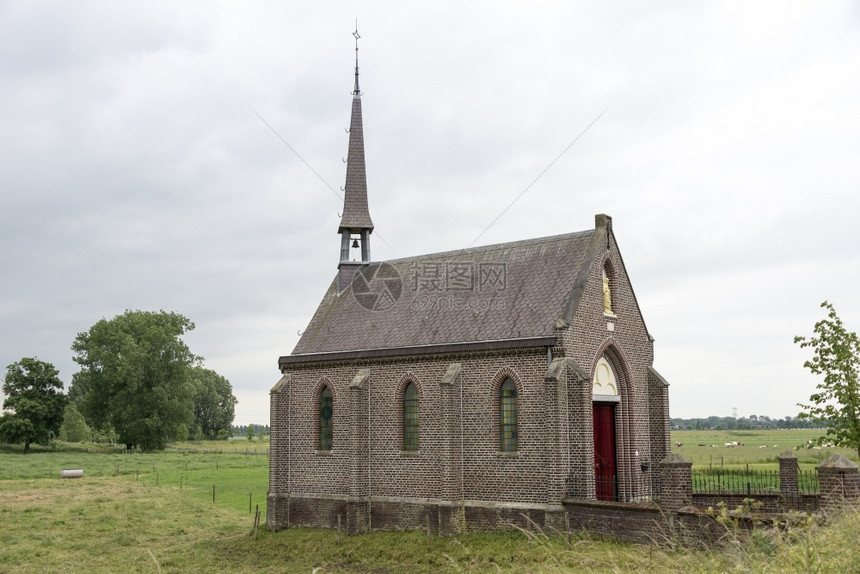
603, 312, 617, 319
399, 450, 420, 457
315, 450, 333, 456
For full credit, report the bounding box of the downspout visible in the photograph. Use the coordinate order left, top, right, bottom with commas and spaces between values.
287, 371, 291, 525
460, 369, 465, 530
368, 372, 372, 530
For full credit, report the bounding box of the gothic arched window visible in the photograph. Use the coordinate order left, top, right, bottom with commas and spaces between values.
319, 386, 333, 451
402, 382, 419, 451
499, 378, 518, 452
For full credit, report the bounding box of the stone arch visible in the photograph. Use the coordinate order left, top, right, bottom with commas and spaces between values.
491, 366, 524, 395
312, 377, 338, 402
394, 371, 424, 399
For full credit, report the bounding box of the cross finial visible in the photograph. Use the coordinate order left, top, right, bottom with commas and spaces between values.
352, 22, 361, 96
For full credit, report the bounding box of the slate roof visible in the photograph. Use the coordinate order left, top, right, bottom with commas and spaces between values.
337, 94, 374, 232
289, 228, 602, 360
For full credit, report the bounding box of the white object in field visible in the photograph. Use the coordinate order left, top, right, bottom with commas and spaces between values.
60, 468, 83, 478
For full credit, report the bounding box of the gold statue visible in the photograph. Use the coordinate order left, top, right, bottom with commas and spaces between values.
602, 269, 613, 314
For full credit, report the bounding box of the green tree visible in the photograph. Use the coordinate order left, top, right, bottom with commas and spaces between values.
67, 370, 91, 407
0, 358, 67, 453
58, 402, 90, 443
190, 367, 237, 440
795, 301, 860, 458
247, 425, 255, 441
71, 310, 198, 451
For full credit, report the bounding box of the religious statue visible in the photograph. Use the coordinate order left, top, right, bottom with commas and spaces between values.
602, 269, 613, 314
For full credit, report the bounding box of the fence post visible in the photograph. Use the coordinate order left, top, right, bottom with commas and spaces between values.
779, 451, 799, 507
817, 454, 859, 507
660, 453, 692, 513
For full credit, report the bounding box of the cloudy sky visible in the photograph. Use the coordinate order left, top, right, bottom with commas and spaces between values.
2, 1, 859, 425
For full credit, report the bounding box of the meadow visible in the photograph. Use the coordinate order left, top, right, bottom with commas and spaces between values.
1, 432, 860, 573
669, 428, 859, 470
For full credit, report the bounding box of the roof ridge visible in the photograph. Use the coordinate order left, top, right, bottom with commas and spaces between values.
381, 229, 594, 264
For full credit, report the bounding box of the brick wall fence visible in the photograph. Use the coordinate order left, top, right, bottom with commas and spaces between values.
561, 452, 858, 546
271, 452, 858, 544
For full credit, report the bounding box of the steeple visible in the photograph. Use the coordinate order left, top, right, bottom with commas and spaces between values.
338, 25, 374, 268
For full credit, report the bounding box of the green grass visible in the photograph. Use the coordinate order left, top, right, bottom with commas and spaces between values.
0, 441, 269, 516
1, 435, 860, 572
671, 429, 858, 471
2, 471, 860, 572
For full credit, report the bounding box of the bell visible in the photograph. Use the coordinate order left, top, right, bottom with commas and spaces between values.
351, 238, 360, 248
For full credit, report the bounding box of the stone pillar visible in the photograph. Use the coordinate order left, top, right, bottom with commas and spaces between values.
564, 360, 593, 498
542, 358, 566, 532
348, 369, 371, 534
779, 451, 799, 504
647, 367, 670, 497
438, 363, 464, 536
267, 373, 291, 531
817, 454, 860, 507
659, 453, 692, 513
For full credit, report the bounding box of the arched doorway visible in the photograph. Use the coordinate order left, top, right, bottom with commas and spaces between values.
592, 357, 619, 501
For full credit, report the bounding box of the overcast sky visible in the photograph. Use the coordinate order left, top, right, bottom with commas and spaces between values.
2, 1, 859, 425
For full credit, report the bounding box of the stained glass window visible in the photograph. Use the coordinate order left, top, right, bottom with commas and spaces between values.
403, 382, 419, 451
499, 378, 518, 452
319, 386, 332, 451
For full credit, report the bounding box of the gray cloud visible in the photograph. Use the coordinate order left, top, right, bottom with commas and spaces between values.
1, 1, 859, 424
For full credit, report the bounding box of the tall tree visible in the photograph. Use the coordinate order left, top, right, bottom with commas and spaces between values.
58, 402, 90, 443
795, 301, 860, 458
0, 358, 67, 453
67, 370, 91, 406
190, 367, 237, 440
71, 310, 198, 451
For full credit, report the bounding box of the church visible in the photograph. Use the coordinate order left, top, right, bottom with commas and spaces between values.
267, 36, 671, 535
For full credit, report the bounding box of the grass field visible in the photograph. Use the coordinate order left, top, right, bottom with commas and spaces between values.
2, 434, 860, 572
669, 429, 859, 470
0, 440, 270, 517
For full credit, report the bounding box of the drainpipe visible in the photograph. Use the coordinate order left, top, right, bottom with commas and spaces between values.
368, 372, 372, 530
460, 368, 465, 530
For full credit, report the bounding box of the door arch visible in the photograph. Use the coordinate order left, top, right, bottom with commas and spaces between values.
592, 356, 620, 501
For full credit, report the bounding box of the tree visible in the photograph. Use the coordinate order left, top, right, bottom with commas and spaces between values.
0, 358, 67, 453
247, 425, 255, 441
190, 367, 237, 440
59, 402, 89, 443
67, 370, 91, 407
71, 310, 198, 451
795, 301, 860, 458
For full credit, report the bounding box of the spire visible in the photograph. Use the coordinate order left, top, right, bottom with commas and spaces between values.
352, 26, 361, 97
338, 24, 374, 264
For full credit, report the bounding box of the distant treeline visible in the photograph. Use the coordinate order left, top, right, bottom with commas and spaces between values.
671, 415, 820, 430
232, 424, 270, 436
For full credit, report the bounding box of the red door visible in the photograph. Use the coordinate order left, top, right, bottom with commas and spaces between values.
593, 403, 617, 501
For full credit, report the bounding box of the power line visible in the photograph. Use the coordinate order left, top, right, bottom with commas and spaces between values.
469, 107, 608, 247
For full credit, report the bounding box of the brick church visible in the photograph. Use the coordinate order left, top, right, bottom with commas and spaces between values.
267, 36, 671, 535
